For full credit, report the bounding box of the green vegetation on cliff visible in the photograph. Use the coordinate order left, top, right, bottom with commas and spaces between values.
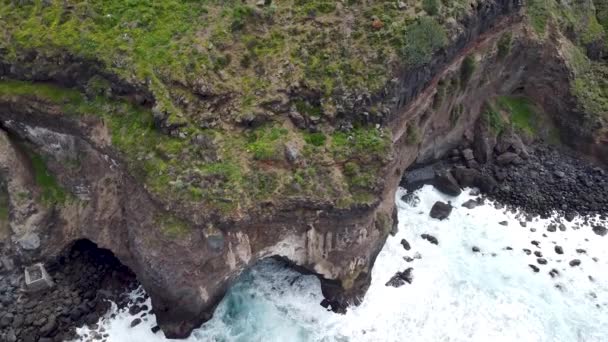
526, 0, 608, 130
0, 0, 478, 124
497, 96, 537, 136
3, 0, 473, 215
526, 0, 606, 45
25, 149, 68, 205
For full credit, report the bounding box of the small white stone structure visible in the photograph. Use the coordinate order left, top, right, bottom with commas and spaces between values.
24, 263, 54, 292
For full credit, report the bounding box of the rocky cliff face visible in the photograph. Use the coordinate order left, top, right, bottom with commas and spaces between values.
0, 0, 606, 338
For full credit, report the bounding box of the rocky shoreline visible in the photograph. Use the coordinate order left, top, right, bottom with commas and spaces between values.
1, 130, 606, 342
0, 240, 137, 342
402, 129, 608, 224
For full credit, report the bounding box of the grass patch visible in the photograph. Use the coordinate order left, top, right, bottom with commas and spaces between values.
483, 103, 505, 133
527, 0, 551, 35
331, 127, 391, 161
25, 149, 68, 205
246, 126, 288, 161
157, 215, 190, 239
460, 55, 476, 86
497, 96, 537, 135
304, 132, 326, 147
572, 62, 608, 121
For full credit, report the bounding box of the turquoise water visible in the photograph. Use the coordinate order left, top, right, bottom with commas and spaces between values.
75, 186, 608, 342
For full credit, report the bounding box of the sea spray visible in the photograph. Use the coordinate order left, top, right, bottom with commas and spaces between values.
75, 186, 608, 342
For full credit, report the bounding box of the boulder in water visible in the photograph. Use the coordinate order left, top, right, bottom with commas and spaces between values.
400, 239, 411, 251
432, 170, 462, 196
385, 268, 414, 288
462, 199, 478, 209
130, 318, 142, 328
430, 201, 452, 220
421, 234, 439, 245
592, 226, 607, 236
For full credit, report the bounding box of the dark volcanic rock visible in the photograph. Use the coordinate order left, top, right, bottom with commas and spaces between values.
430, 201, 452, 220
554, 246, 564, 254
421, 234, 439, 245
400, 239, 411, 251
130, 318, 142, 328
432, 170, 462, 196
592, 226, 607, 236
529, 264, 540, 273
569, 259, 581, 267
496, 152, 520, 165
481, 145, 608, 219
462, 199, 478, 209
385, 268, 414, 288
0, 240, 137, 342
451, 167, 497, 192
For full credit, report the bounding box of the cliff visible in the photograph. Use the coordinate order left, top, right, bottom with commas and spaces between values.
0, 0, 606, 338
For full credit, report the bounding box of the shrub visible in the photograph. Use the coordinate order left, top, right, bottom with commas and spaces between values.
305, 132, 327, 147
406, 125, 421, 145
423, 0, 441, 16
497, 33, 512, 59
460, 55, 476, 86
344, 162, 359, 177
400, 17, 448, 67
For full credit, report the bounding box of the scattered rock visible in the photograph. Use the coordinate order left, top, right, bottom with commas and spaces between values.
529, 264, 540, 273
569, 259, 581, 267
499, 221, 508, 226
554, 246, 564, 254
400, 239, 411, 251
472, 246, 481, 253
496, 152, 520, 165
283, 143, 299, 163
549, 269, 560, 278
537, 258, 547, 265
421, 234, 439, 245
385, 268, 414, 288
462, 199, 478, 209
130, 318, 142, 328
534, 251, 543, 257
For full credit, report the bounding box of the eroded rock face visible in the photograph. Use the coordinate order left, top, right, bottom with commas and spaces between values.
0, 114, 395, 337
0, 0, 605, 338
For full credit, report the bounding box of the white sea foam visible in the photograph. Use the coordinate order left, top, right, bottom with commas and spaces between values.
74, 186, 608, 342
